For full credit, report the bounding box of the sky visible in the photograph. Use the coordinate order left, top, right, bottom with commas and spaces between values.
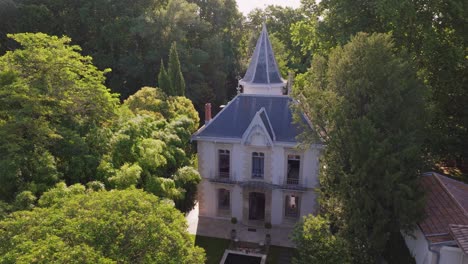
236, 0, 301, 15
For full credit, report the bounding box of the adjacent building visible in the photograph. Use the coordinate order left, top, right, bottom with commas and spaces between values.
404, 172, 468, 264
192, 25, 322, 229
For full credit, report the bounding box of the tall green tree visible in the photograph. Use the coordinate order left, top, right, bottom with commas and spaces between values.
294, 33, 426, 262
293, 0, 468, 167
0, 33, 118, 201
158, 59, 172, 95
167, 42, 186, 96
0, 184, 205, 263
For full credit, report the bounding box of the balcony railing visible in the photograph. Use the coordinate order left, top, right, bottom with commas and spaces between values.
281, 176, 307, 191
285, 207, 299, 218
251, 173, 264, 179
210, 171, 236, 184
218, 171, 230, 179
285, 177, 299, 185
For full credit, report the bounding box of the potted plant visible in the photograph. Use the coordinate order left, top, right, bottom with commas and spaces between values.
264, 222, 272, 246
230, 217, 237, 240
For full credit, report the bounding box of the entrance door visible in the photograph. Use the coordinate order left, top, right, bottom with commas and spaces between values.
248, 192, 265, 220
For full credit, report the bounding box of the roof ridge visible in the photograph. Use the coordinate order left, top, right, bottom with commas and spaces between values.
433, 172, 468, 217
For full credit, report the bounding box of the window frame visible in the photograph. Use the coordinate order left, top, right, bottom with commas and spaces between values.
218, 149, 230, 178
286, 154, 301, 185
218, 188, 231, 211
251, 152, 265, 179
284, 194, 300, 218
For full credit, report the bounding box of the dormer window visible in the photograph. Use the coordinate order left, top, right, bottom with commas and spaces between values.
252, 152, 265, 179
218, 149, 230, 178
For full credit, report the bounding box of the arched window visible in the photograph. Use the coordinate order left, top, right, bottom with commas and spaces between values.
252, 152, 265, 179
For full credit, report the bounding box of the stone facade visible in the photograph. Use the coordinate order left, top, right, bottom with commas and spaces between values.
196, 140, 321, 227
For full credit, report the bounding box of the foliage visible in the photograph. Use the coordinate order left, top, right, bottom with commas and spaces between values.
98, 87, 200, 212
108, 163, 142, 189
0, 0, 244, 118
294, 33, 426, 262
0, 185, 206, 263
13, 191, 36, 211
0, 33, 118, 201
158, 59, 173, 96
294, 0, 468, 166
292, 215, 350, 264
168, 42, 186, 96
173, 166, 202, 212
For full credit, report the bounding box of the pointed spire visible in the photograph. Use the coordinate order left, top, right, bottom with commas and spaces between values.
240, 24, 285, 87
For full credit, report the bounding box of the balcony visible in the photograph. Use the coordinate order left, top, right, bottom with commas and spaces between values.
285, 177, 299, 185
282, 176, 306, 191
251, 172, 264, 179
209, 171, 236, 184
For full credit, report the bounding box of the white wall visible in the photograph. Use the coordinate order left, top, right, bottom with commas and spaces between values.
300, 190, 317, 217
271, 146, 285, 185
231, 144, 245, 181
198, 141, 215, 179
199, 180, 216, 217
243, 84, 285, 96
231, 185, 243, 220
403, 228, 434, 264
271, 189, 283, 225
440, 246, 468, 264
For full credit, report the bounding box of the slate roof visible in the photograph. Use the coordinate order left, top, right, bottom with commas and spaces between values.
241, 24, 284, 85
419, 173, 468, 244
192, 94, 308, 143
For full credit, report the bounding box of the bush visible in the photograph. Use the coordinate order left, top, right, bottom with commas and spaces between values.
292, 215, 351, 264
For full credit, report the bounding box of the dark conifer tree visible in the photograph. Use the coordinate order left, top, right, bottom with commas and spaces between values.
168, 42, 186, 96
158, 59, 172, 96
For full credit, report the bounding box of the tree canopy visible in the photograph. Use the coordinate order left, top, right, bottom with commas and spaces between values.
294, 33, 426, 262
98, 87, 200, 213
0, 184, 205, 263
291, 0, 468, 166
292, 215, 350, 264
0, 33, 118, 201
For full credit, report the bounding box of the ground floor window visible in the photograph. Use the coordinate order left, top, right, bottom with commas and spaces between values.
218, 189, 230, 210
284, 195, 300, 218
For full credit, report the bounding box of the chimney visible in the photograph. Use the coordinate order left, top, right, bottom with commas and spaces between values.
205, 103, 212, 124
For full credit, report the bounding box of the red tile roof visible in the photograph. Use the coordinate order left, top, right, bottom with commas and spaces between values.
419, 173, 468, 245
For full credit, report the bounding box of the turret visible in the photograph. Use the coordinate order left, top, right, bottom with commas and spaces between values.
239, 24, 287, 95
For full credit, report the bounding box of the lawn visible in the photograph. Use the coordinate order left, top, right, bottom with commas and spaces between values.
193, 235, 295, 264
194, 235, 230, 264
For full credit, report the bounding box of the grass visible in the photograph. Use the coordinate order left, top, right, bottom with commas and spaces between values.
192, 235, 296, 264
266, 245, 281, 264
194, 235, 230, 264
267, 245, 296, 264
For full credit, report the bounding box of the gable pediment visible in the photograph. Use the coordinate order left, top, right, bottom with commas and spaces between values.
241, 108, 275, 147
